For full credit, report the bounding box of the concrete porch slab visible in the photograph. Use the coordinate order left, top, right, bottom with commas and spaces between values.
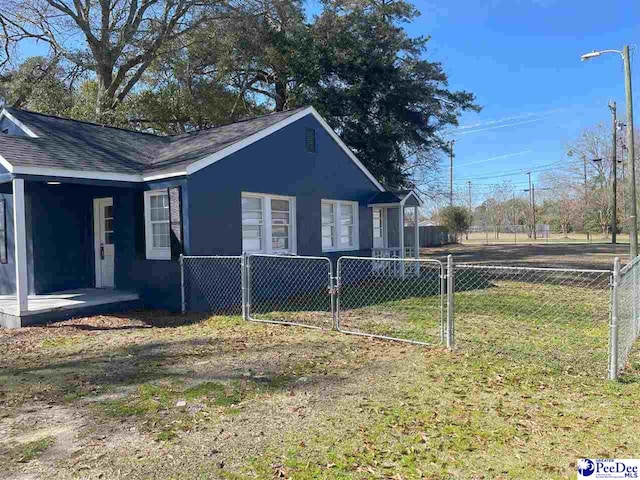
0, 288, 141, 328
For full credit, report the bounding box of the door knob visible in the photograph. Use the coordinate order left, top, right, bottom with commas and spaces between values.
100, 244, 105, 260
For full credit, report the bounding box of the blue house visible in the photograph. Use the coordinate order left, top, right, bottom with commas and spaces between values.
0, 106, 422, 327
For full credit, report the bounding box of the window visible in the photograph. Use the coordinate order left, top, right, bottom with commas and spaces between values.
144, 190, 171, 260
242, 193, 296, 254
305, 128, 316, 153
321, 200, 359, 252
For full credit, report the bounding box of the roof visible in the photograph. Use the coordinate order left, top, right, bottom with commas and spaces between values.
368, 190, 421, 206
0, 106, 386, 189
0, 107, 305, 175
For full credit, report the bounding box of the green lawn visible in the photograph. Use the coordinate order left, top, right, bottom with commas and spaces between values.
0, 279, 638, 479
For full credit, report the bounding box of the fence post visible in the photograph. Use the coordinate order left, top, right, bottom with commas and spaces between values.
440, 262, 446, 344
609, 257, 621, 380
180, 254, 186, 314
446, 254, 455, 349
241, 253, 248, 320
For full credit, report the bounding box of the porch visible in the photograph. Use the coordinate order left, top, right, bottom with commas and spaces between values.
368, 190, 422, 260
0, 288, 141, 328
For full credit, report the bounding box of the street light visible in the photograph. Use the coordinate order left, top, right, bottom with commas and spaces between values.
581, 45, 637, 257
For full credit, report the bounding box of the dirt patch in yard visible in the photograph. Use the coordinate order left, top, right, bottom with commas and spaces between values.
423, 242, 628, 270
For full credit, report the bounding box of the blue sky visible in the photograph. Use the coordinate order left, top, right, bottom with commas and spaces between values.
406, 0, 640, 206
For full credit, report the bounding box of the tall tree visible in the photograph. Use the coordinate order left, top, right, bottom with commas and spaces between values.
306, 0, 480, 188
0, 0, 227, 119
0, 56, 73, 114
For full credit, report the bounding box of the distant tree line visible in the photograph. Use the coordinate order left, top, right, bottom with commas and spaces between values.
436, 122, 640, 239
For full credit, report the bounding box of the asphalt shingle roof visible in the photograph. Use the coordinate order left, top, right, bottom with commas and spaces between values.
0, 107, 307, 175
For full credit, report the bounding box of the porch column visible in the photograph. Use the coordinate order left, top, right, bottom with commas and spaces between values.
13, 178, 28, 314
414, 206, 419, 259
399, 205, 404, 258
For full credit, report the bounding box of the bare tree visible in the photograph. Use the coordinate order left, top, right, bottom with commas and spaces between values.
0, 0, 228, 117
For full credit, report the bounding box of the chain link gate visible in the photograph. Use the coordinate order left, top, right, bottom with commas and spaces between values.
336, 256, 446, 345
245, 254, 335, 330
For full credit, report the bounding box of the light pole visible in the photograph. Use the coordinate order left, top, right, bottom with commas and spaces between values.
609, 100, 617, 244
582, 46, 637, 257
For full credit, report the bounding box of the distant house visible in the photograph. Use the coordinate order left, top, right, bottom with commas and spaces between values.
0, 106, 422, 327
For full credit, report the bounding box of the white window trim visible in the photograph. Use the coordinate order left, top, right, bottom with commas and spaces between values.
144, 189, 171, 260
242, 192, 297, 254
321, 200, 360, 252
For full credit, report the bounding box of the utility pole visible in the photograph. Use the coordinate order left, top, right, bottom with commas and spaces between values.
449, 140, 455, 207
527, 172, 536, 239
609, 100, 617, 244
466, 181, 472, 240
623, 45, 638, 257
532, 184, 537, 240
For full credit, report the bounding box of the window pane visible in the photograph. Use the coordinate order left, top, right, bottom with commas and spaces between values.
105, 232, 113, 245
322, 225, 334, 248
152, 222, 170, 248
150, 193, 169, 222
242, 197, 262, 211
272, 225, 289, 250
271, 199, 289, 212
340, 203, 354, 225
242, 210, 263, 225
242, 225, 262, 252
341, 226, 354, 246
271, 211, 289, 225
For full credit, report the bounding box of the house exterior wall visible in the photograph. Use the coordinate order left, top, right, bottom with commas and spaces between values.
187, 114, 381, 259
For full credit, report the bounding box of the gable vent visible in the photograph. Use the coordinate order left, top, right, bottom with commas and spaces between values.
305, 127, 316, 153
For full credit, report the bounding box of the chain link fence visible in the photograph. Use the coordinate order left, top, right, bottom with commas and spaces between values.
453, 263, 612, 377
180, 253, 640, 381
246, 254, 334, 329
336, 257, 445, 345
612, 256, 640, 378
181, 256, 243, 314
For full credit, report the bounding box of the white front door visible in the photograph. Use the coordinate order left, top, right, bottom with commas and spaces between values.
93, 197, 115, 288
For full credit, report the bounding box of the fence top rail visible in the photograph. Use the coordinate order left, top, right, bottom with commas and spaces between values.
181, 255, 243, 259
620, 255, 640, 275
247, 253, 332, 262
338, 255, 444, 266
455, 263, 611, 275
